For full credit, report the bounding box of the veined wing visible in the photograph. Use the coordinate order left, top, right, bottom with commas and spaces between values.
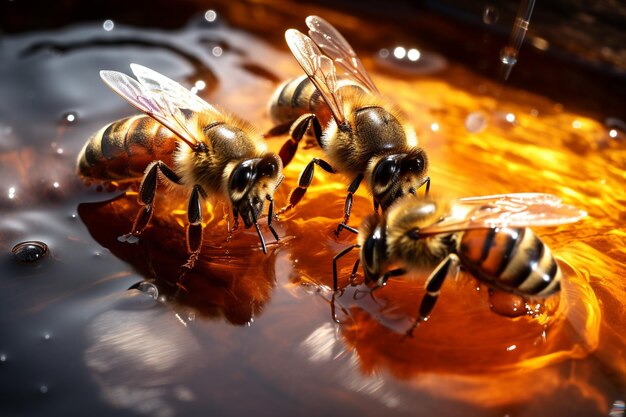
420, 193, 587, 235
285, 29, 346, 125
100, 64, 221, 149
306, 15, 378, 94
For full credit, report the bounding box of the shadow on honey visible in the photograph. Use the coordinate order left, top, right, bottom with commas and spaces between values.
1, 1, 625, 416
78, 194, 280, 326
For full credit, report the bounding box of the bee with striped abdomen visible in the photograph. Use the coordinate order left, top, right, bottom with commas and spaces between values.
269, 16, 429, 235
333, 193, 586, 333
78, 64, 284, 269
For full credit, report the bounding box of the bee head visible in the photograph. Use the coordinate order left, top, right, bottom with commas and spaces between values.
370, 149, 429, 211
228, 154, 283, 229
358, 214, 388, 286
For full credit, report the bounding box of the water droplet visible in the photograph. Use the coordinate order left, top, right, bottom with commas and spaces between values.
211, 46, 223, 57
62, 111, 77, 124
39, 384, 48, 394
465, 111, 488, 133
130, 281, 159, 300
43, 332, 51, 340
530, 108, 539, 117
204, 10, 217, 22
483, 6, 499, 25
378, 48, 390, 59
12, 241, 49, 263
0, 354, 7, 362
500, 46, 518, 66
187, 312, 196, 322
103, 19, 114, 31
499, 46, 518, 80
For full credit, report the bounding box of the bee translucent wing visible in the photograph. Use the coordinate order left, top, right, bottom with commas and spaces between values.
100, 69, 198, 148
306, 15, 379, 94
419, 193, 587, 235
285, 29, 346, 125
101, 66, 221, 149
129, 64, 218, 115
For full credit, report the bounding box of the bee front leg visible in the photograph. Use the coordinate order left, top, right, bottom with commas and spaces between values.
335, 173, 364, 237
182, 185, 207, 271
122, 161, 182, 242
266, 196, 280, 242
278, 113, 323, 167
332, 243, 360, 291
277, 158, 335, 214
407, 254, 460, 336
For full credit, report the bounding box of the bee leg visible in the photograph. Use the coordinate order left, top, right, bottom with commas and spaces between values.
349, 258, 360, 285
278, 114, 322, 166
127, 161, 182, 239
226, 209, 240, 242
335, 173, 364, 237
231, 209, 240, 233
181, 185, 207, 272
246, 200, 269, 254
330, 290, 352, 324
377, 268, 407, 288
266, 196, 280, 242
333, 244, 360, 290
277, 158, 335, 214
408, 254, 460, 336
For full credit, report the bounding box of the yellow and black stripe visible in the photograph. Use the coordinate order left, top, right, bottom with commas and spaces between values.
456, 227, 560, 296
269, 75, 328, 126
77, 115, 178, 182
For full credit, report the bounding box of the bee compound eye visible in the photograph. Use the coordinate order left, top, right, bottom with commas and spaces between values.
373, 158, 398, 187
258, 158, 278, 178
230, 163, 254, 193
401, 153, 425, 173
362, 235, 377, 274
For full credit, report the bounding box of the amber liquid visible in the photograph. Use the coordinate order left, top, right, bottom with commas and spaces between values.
1, 2, 624, 416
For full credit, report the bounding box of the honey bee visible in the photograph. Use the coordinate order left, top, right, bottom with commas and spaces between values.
333, 193, 586, 333
269, 16, 429, 234
77, 64, 284, 268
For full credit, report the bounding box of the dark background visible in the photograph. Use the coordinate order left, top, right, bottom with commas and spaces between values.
2, 0, 625, 121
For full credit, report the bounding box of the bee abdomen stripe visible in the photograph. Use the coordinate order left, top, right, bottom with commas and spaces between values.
498, 230, 543, 286
100, 118, 134, 159
518, 245, 559, 295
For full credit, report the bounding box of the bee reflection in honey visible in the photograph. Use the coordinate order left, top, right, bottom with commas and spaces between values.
333, 193, 586, 334
269, 16, 429, 235
77, 64, 284, 269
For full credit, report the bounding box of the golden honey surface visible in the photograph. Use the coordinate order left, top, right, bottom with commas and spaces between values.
1, 3, 624, 416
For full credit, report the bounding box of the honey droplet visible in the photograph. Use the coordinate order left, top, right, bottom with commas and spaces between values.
12, 241, 49, 263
